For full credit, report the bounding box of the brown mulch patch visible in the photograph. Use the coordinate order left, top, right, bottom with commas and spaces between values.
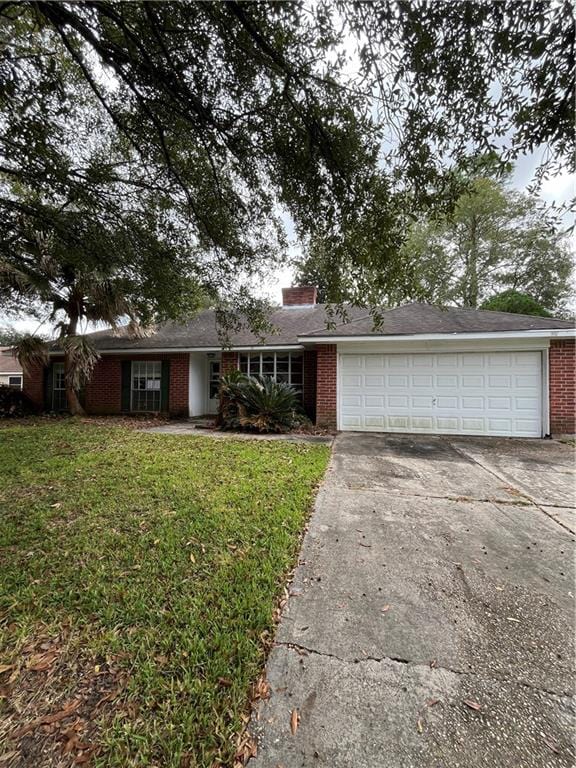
0, 630, 127, 767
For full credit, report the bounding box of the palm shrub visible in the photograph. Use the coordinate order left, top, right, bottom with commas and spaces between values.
219, 372, 301, 433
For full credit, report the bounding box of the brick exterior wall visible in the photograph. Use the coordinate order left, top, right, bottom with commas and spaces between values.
282, 286, 317, 306
85, 357, 122, 414
24, 352, 190, 418
315, 344, 337, 428
303, 349, 317, 420
22, 360, 45, 411
221, 350, 238, 374
549, 339, 575, 435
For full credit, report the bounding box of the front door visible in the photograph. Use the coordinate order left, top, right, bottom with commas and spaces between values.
207, 359, 221, 414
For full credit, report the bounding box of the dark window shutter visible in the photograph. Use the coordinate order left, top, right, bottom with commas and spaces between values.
44, 363, 53, 411
121, 361, 132, 412
161, 360, 170, 412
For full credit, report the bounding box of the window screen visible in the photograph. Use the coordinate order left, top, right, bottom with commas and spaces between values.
238, 352, 303, 398
131, 361, 162, 412
52, 363, 67, 411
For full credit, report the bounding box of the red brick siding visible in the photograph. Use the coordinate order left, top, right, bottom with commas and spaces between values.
282, 286, 317, 306
25, 353, 190, 417
303, 350, 317, 420
22, 361, 45, 411
85, 357, 122, 414
221, 351, 238, 375
315, 344, 337, 428
549, 339, 575, 435
168, 354, 189, 417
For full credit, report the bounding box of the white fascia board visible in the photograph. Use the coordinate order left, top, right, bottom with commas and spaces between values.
47, 344, 304, 356
299, 329, 575, 343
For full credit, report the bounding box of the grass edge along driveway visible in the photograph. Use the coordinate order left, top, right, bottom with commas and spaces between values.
0, 421, 330, 768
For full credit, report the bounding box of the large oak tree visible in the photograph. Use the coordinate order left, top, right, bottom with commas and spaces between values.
0, 1, 573, 408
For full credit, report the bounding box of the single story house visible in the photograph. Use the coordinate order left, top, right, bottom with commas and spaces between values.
23, 287, 575, 437
0, 347, 23, 388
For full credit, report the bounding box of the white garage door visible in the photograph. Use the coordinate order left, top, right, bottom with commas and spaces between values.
339, 351, 543, 437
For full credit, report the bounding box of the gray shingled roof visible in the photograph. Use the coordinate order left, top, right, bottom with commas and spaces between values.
0, 347, 22, 374
66, 302, 574, 352
300, 303, 575, 337
81, 305, 368, 350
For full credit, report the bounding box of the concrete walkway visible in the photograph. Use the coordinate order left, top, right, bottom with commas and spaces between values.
249, 433, 575, 768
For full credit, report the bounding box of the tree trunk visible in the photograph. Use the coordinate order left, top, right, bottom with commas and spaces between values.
64, 315, 86, 416
464, 214, 479, 308
65, 377, 86, 416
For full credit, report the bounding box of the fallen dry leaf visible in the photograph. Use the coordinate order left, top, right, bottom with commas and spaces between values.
426, 698, 440, 707
0, 665, 13, 674
463, 699, 482, 711
290, 708, 299, 735
543, 737, 560, 754
189, 552, 196, 564
381, 605, 391, 613
417, 718, 423, 733
429, 659, 437, 669
28, 651, 58, 672
12, 699, 80, 739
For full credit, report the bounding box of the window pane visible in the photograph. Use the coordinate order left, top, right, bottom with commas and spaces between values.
290, 355, 303, 373
249, 354, 261, 376
239, 355, 248, 373
276, 355, 289, 373
262, 355, 274, 377
131, 361, 161, 411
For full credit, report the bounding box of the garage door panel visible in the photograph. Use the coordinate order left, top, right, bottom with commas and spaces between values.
412, 374, 433, 387
488, 397, 512, 409
387, 374, 408, 387
462, 375, 484, 387
388, 395, 408, 407
437, 374, 458, 387
412, 396, 434, 408
339, 351, 543, 437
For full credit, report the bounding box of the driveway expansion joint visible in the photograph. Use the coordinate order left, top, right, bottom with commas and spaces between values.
442, 437, 576, 532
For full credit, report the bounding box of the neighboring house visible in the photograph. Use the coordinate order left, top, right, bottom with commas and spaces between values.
22, 287, 576, 436
0, 347, 23, 389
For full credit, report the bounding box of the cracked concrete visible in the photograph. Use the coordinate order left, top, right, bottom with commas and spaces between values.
249, 433, 576, 768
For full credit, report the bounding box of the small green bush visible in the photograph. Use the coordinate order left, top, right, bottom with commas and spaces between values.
219, 372, 301, 433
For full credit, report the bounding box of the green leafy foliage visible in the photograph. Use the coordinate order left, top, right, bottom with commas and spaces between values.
0, 421, 330, 766
480, 290, 553, 317
401, 175, 573, 314
1, 1, 573, 324
220, 372, 301, 433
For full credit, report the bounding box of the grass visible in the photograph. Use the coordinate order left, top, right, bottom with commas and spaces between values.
0, 420, 330, 767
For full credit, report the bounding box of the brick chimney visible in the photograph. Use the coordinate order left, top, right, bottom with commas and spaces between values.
281, 286, 318, 306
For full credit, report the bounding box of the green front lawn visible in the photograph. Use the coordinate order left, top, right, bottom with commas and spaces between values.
0, 421, 330, 767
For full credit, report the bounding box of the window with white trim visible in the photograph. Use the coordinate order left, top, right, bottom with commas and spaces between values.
8, 376, 22, 388
238, 352, 303, 398
52, 362, 67, 411
131, 361, 162, 411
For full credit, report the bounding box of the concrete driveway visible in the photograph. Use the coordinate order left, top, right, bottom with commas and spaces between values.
250, 434, 575, 768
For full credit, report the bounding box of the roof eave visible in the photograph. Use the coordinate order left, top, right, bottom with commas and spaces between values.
46, 343, 305, 356
298, 328, 576, 343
